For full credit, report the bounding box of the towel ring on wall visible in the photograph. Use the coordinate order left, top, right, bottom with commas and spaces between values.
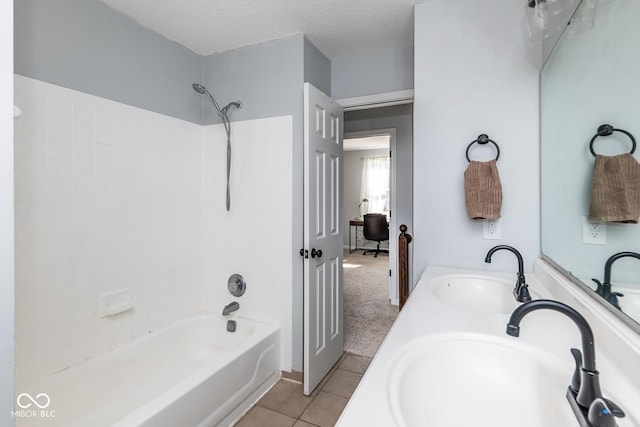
465, 134, 500, 162
589, 124, 637, 157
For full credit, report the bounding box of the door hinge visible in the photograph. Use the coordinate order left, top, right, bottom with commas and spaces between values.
389, 269, 392, 277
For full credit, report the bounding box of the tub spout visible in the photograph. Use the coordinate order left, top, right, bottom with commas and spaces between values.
222, 302, 240, 316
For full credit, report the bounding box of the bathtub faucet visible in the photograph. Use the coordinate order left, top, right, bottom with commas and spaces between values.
484, 245, 531, 302
222, 301, 240, 316
506, 299, 625, 427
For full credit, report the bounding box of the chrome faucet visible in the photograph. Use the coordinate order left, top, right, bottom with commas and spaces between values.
484, 245, 531, 302
592, 251, 640, 310
222, 301, 240, 316
507, 299, 625, 427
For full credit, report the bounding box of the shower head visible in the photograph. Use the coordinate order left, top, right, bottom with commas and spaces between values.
193, 83, 242, 125
192, 82, 224, 117
192, 83, 207, 94
221, 101, 243, 115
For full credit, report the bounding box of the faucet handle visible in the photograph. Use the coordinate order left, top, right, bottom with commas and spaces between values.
602, 398, 625, 418
588, 397, 625, 427
570, 348, 582, 394
591, 278, 604, 294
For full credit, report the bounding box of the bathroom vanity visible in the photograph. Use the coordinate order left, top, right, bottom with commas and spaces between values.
336, 260, 640, 426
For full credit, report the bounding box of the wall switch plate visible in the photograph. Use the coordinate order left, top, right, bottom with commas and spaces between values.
582, 216, 606, 244
483, 218, 502, 240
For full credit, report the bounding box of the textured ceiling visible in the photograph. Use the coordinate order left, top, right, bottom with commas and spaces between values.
99, 0, 418, 59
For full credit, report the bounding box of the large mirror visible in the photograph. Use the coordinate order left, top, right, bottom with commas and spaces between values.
541, 0, 640, 329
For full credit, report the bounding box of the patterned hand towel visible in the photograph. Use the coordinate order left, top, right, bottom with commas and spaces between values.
588, 153, 640, 223
464, 160, 502, 220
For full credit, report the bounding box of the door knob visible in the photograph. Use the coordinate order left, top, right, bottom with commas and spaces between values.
311, 248, 323, 259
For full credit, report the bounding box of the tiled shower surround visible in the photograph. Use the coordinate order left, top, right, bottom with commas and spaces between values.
13, 75, 293, 387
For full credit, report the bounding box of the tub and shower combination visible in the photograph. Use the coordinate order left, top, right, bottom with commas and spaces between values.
17, 313, 280, 427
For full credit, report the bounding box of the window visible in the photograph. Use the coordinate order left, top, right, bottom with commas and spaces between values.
360, 156, 390, 217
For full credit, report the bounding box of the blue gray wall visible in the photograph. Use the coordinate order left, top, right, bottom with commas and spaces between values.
14, 0, 203, 124
332, 45, 414, 99
304, 38, 332, 96
202, 35, 304, 125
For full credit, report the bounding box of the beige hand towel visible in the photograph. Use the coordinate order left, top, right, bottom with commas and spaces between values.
588, 153, 640, 223
464, 160, 502, 220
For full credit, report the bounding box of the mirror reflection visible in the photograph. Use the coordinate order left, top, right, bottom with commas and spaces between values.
541, 0, 640, 324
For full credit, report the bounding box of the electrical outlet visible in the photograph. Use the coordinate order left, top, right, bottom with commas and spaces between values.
582, 216, 606, 244
483, 218, 502, 240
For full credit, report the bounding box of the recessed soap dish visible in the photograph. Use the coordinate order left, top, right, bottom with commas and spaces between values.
99, 288, 133, 318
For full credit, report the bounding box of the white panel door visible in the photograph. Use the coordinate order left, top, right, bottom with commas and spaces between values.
303, 83, 344, 395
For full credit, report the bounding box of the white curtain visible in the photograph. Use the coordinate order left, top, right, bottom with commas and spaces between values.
360, 156, 390, 216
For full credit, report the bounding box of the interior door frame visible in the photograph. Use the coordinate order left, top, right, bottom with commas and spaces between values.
344, 128, 398, 304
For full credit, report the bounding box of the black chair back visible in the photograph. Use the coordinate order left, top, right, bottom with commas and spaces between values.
362, 214, 389, 257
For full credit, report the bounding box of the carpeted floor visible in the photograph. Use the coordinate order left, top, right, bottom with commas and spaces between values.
343, 249, 398, 358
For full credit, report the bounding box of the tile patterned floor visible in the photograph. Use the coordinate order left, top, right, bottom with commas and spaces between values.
234, 353, 372, 427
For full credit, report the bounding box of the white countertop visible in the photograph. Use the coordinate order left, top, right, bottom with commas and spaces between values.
336, 261, 640, 427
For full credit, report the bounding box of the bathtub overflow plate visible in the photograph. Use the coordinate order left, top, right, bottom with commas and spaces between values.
228, 274, 246, 297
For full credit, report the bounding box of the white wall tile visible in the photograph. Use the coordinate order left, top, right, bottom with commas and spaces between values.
13, 76, 289, 387
46, 218, 72, 243
14, 178, 47, 201
18, 111, 47, 136
47, 134, 73, 159
15, 201, 48, 224
47, 158, 72, 180
201, 115, 293, 370
73, 119, 94, 142
72, 93, 95, 123
47, 180, 72, 201
47, 115, 73, 139
14, 154, 46, 180
14, 75, 48, 113
47, 85, 73, 118
15, 131, 47, 157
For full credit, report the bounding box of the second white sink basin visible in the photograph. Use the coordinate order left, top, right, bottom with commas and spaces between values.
427, 274, 523, 314
389, 334, 574, 427
617, 287, 640, 322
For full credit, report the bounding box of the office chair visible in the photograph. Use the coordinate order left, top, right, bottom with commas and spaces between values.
362, 213, 389, 257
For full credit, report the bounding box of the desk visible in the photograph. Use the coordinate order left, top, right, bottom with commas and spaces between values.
348, 219, 364, 253
348, 218, 390, 253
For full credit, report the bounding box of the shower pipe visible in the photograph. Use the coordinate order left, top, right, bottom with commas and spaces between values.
192, 83, 242, 211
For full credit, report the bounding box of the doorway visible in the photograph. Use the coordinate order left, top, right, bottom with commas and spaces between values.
341, 103, 413, 357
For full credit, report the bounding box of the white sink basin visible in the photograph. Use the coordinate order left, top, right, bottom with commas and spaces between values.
427, 274, 525, 314
389, 334, 574, 427
617, 288, 640, 321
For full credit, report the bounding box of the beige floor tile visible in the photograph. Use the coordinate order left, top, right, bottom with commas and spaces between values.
312, 352, 348, 396
257, 379, 314, 418
300, 391, 349, 427
321, 368, 363, 398
292, 420, 319, 427
338, 353, 372, 374
235, 406, 296, 427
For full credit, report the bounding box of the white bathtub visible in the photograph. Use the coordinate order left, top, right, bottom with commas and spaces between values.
16, 312, 280, 427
